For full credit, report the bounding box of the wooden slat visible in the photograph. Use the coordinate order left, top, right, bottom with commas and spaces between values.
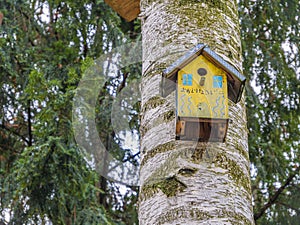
176, 118, 228, 142
104, 0, 140, 21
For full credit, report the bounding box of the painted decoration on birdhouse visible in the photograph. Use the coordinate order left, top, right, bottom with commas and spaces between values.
177, 55, 228, 120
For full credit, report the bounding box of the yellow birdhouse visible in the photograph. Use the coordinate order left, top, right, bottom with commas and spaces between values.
162, 44, 246, 142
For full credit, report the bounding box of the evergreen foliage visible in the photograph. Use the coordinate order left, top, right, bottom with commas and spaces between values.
240, 0, 300, 224
0, 0, 140, 224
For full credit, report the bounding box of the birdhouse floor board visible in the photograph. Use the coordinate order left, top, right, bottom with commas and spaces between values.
176, 118, 228, 142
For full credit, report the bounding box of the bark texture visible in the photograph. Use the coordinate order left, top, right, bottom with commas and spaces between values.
139, 1, 254, 224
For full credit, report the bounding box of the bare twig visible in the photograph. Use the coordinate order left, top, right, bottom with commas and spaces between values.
254, 166, 300, 221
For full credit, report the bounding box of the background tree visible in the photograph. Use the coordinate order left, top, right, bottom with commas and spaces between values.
239, 0, 300, 224
0, 0, 140, 224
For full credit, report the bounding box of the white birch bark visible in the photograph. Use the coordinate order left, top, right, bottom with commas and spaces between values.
139, 1, 254, 224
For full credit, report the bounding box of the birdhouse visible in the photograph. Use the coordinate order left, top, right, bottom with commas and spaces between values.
162, 44, 246, 142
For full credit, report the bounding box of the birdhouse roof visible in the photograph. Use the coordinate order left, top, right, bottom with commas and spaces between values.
163, 44, 245, 83
162, 44, 246, 103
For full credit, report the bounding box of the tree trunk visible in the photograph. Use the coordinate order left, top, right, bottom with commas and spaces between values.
139, 1, 254, 224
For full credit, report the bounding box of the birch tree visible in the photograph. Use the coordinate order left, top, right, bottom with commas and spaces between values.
139, 1, 254, 224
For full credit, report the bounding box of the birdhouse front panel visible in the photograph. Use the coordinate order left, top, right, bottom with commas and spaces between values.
176, 55, 228, 120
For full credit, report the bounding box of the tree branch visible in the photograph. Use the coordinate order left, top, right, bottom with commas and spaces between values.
254, 165, 300, 221
1, 123, 30, 145
116, 72, 129, 94
276, 201, 300, 214
27, 100, 33, 146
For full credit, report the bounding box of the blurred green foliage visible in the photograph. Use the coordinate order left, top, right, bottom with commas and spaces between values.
240, 0, 300, 224
0, 0, 140, 224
